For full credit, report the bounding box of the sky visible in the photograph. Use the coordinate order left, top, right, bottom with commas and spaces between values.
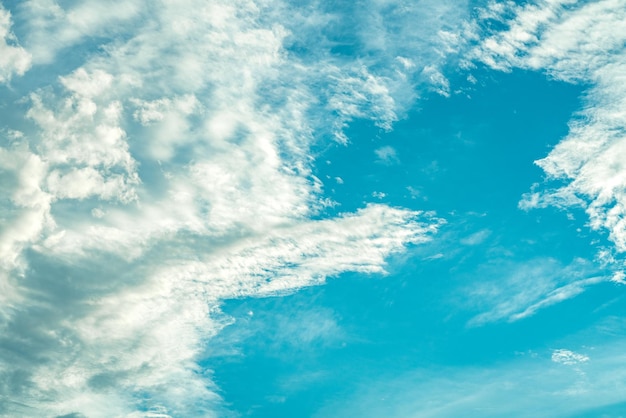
0, 0, 626, 417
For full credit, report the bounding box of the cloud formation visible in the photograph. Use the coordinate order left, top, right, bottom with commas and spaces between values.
0, 0, 458, 415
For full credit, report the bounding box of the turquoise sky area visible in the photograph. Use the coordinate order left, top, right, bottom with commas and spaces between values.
1, 1, 626, 417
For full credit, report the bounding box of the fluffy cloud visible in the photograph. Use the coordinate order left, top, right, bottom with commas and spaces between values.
0, 0, 459, 415
472, 0, 626, 261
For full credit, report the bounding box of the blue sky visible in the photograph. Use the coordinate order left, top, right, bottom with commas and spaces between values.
1, 1, 626, 417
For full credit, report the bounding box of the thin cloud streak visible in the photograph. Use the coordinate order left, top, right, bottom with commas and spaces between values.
465, 257, 603, 326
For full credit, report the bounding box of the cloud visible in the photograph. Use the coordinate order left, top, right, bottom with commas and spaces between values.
13, 0, 143, 65
0, 5, 30, 82
0, 0, 461, 415
459, 229, 491, 246
465, 257, 605, 326
375, 145, 399, 165
472, 0, 626, 263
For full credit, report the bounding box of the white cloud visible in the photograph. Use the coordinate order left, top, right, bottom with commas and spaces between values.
0, 0, 461, 415
15, 0, 143, 64
552, 349, 589, 365
0, 5, 30, 82
473, 0, 626, 262
0, 140, 51, 319
375, 145, 399, 165
422, 64, 450, 97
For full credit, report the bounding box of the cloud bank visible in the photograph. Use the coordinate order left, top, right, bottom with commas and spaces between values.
0, 0, 457, 415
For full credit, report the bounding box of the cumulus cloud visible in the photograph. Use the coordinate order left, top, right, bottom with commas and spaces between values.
0, 0, 460, 415
472, 0, 626, 262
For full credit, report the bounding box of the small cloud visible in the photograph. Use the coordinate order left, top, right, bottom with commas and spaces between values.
460, 229, 491, 246
406, 186, 427, 201
396, 56, 415, 70
372, 191, 386, 199
375, 146, 399, 165
91, 208, 105, 218
422, 65, 450, 97
424, 253, 444, 261
5, 129, 24, 140
406, 186, 420, 199
335, 177, 344, 184
611, 271, 626, 284
552, 349, 589, 365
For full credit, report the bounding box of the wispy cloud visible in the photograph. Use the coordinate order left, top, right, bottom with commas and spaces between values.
464, 257, 604, 326
15, 0, 143, 65
552, 348, 589, 365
